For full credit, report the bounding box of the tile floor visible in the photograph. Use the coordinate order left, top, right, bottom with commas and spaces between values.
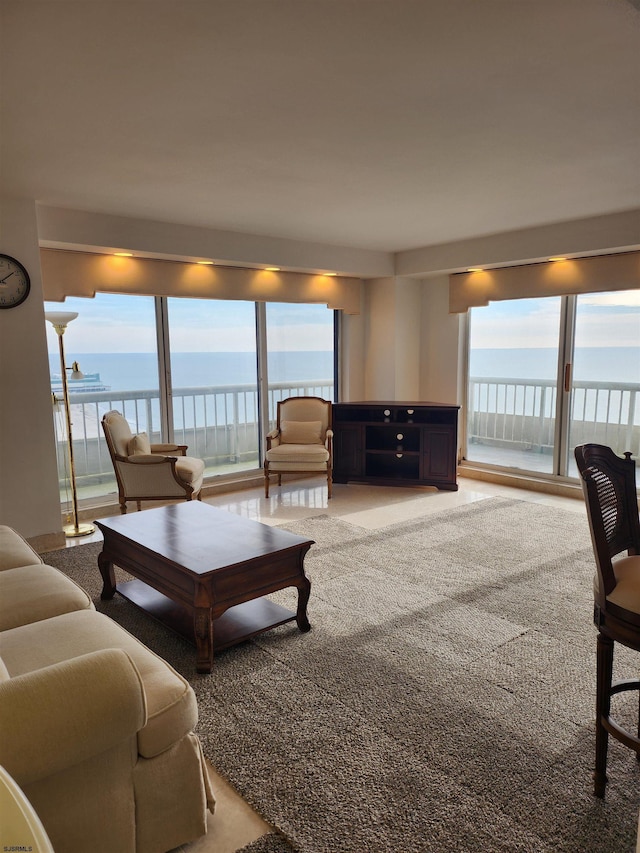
58, 474, 586, 852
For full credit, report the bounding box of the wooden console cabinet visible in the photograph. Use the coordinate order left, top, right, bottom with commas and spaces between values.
333, 402, 459, 491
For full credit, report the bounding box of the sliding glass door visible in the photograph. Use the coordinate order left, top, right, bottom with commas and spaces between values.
264, 302, 336, 428
466, 297, 562, 473
44, 293, 161, 502
166, 298, 260, 477
466, 290, 640, 480
567, 290, 640, 479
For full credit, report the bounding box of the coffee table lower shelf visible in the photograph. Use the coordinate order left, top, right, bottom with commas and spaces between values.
117, 579, 298, 652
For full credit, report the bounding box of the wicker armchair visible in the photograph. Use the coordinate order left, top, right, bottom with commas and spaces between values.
574, 443, 640, 797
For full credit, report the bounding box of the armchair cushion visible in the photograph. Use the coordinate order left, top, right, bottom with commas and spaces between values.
280, 420, 323, 445
265, 443, 330, 465
175, 456, 206, 488
128, 432, 151, 456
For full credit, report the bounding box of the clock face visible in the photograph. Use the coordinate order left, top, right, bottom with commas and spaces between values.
0, 254, 31, 309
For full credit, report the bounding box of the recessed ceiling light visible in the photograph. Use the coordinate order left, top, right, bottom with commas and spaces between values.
114, 252, 133, 257
264, 266, 280, 272
196, 260, 214, 265
324, 272, 337, 277
549, 256, 567, 262
467, 267, 483, 273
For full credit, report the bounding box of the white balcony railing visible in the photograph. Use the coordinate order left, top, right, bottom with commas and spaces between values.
468, 377, 640, 464
52, 379, 334, 499
54, 376, 639, 501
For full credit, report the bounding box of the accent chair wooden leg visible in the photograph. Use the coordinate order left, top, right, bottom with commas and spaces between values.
136, 501, 142, 511
327, 471, 332, 499
119, 500, 127, 514
264, 467, 270, 498
595, 632, 614, 797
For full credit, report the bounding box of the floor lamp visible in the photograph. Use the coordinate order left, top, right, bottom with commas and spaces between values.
45, 311, 95, 538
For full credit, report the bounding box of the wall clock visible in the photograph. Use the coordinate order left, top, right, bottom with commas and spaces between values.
0, 254, 31, 309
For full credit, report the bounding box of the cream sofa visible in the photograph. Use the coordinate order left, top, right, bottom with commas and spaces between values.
0, 525, 215, 853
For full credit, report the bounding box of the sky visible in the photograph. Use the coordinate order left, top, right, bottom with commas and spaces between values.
470, 291, 640, 349
45, 289, 640, 355
44, 294, 335, 354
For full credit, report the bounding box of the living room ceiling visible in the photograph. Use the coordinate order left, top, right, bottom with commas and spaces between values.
2, 0, 639, 254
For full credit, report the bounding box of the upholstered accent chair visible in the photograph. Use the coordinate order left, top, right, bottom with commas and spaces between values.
102, 410, 205, 514
264, 396, 333, 498
574, 443, 640, 797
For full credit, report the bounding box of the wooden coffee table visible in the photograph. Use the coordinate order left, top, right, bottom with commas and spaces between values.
95, 502, 314, 673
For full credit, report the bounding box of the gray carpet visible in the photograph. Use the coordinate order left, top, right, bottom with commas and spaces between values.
43, 497, 640, 852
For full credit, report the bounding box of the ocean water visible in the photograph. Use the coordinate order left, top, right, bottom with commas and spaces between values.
50, 347, 639, 436
53, 347, 639, 393
52, 351, 334, 393
470, 347, 639, 383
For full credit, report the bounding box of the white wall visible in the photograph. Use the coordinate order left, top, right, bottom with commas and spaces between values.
394, 278, 421, 400
37, 206, 394, 279
0, 197, 62, 537
396, 209, 640, 276
419, 275, 463, 405
361, 277, 422, 401
363, 279, 397, 399
339, 294, 366, 402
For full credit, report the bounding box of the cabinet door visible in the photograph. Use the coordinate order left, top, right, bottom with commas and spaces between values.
333, 425, 363, 481
421, 426, 456, 484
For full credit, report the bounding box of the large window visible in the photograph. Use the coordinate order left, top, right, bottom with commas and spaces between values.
44, 296, 336, 505
466, 290, 640, 480
467, 297, 562, 474
44, 293, 160, 502
264, 302, 335, 427
166, 298, 260, 476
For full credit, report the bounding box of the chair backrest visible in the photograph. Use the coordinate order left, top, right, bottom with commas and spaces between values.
574, 443, 640, 601
276, 397, 332, 444
102, 410, 134, 459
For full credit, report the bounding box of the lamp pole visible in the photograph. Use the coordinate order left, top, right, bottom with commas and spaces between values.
45, 312, 95, 538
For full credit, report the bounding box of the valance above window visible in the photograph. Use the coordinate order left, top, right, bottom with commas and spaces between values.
449, 251, 640, 314
40, 249, 362, 314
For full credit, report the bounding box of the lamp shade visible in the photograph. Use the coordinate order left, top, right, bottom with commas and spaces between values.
44, 311, 78, 332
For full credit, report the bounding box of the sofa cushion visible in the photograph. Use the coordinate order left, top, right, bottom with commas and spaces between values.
0, 564, 94, 631
0, 526, 43, 572
0, 610, 198, 759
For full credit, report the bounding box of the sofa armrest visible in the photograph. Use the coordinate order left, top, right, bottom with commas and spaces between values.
325, 428, 333, 456
125, 454, 176, 464
266, 428, 280, 450
151, 443, 188, 456
0, 649, 147, 787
